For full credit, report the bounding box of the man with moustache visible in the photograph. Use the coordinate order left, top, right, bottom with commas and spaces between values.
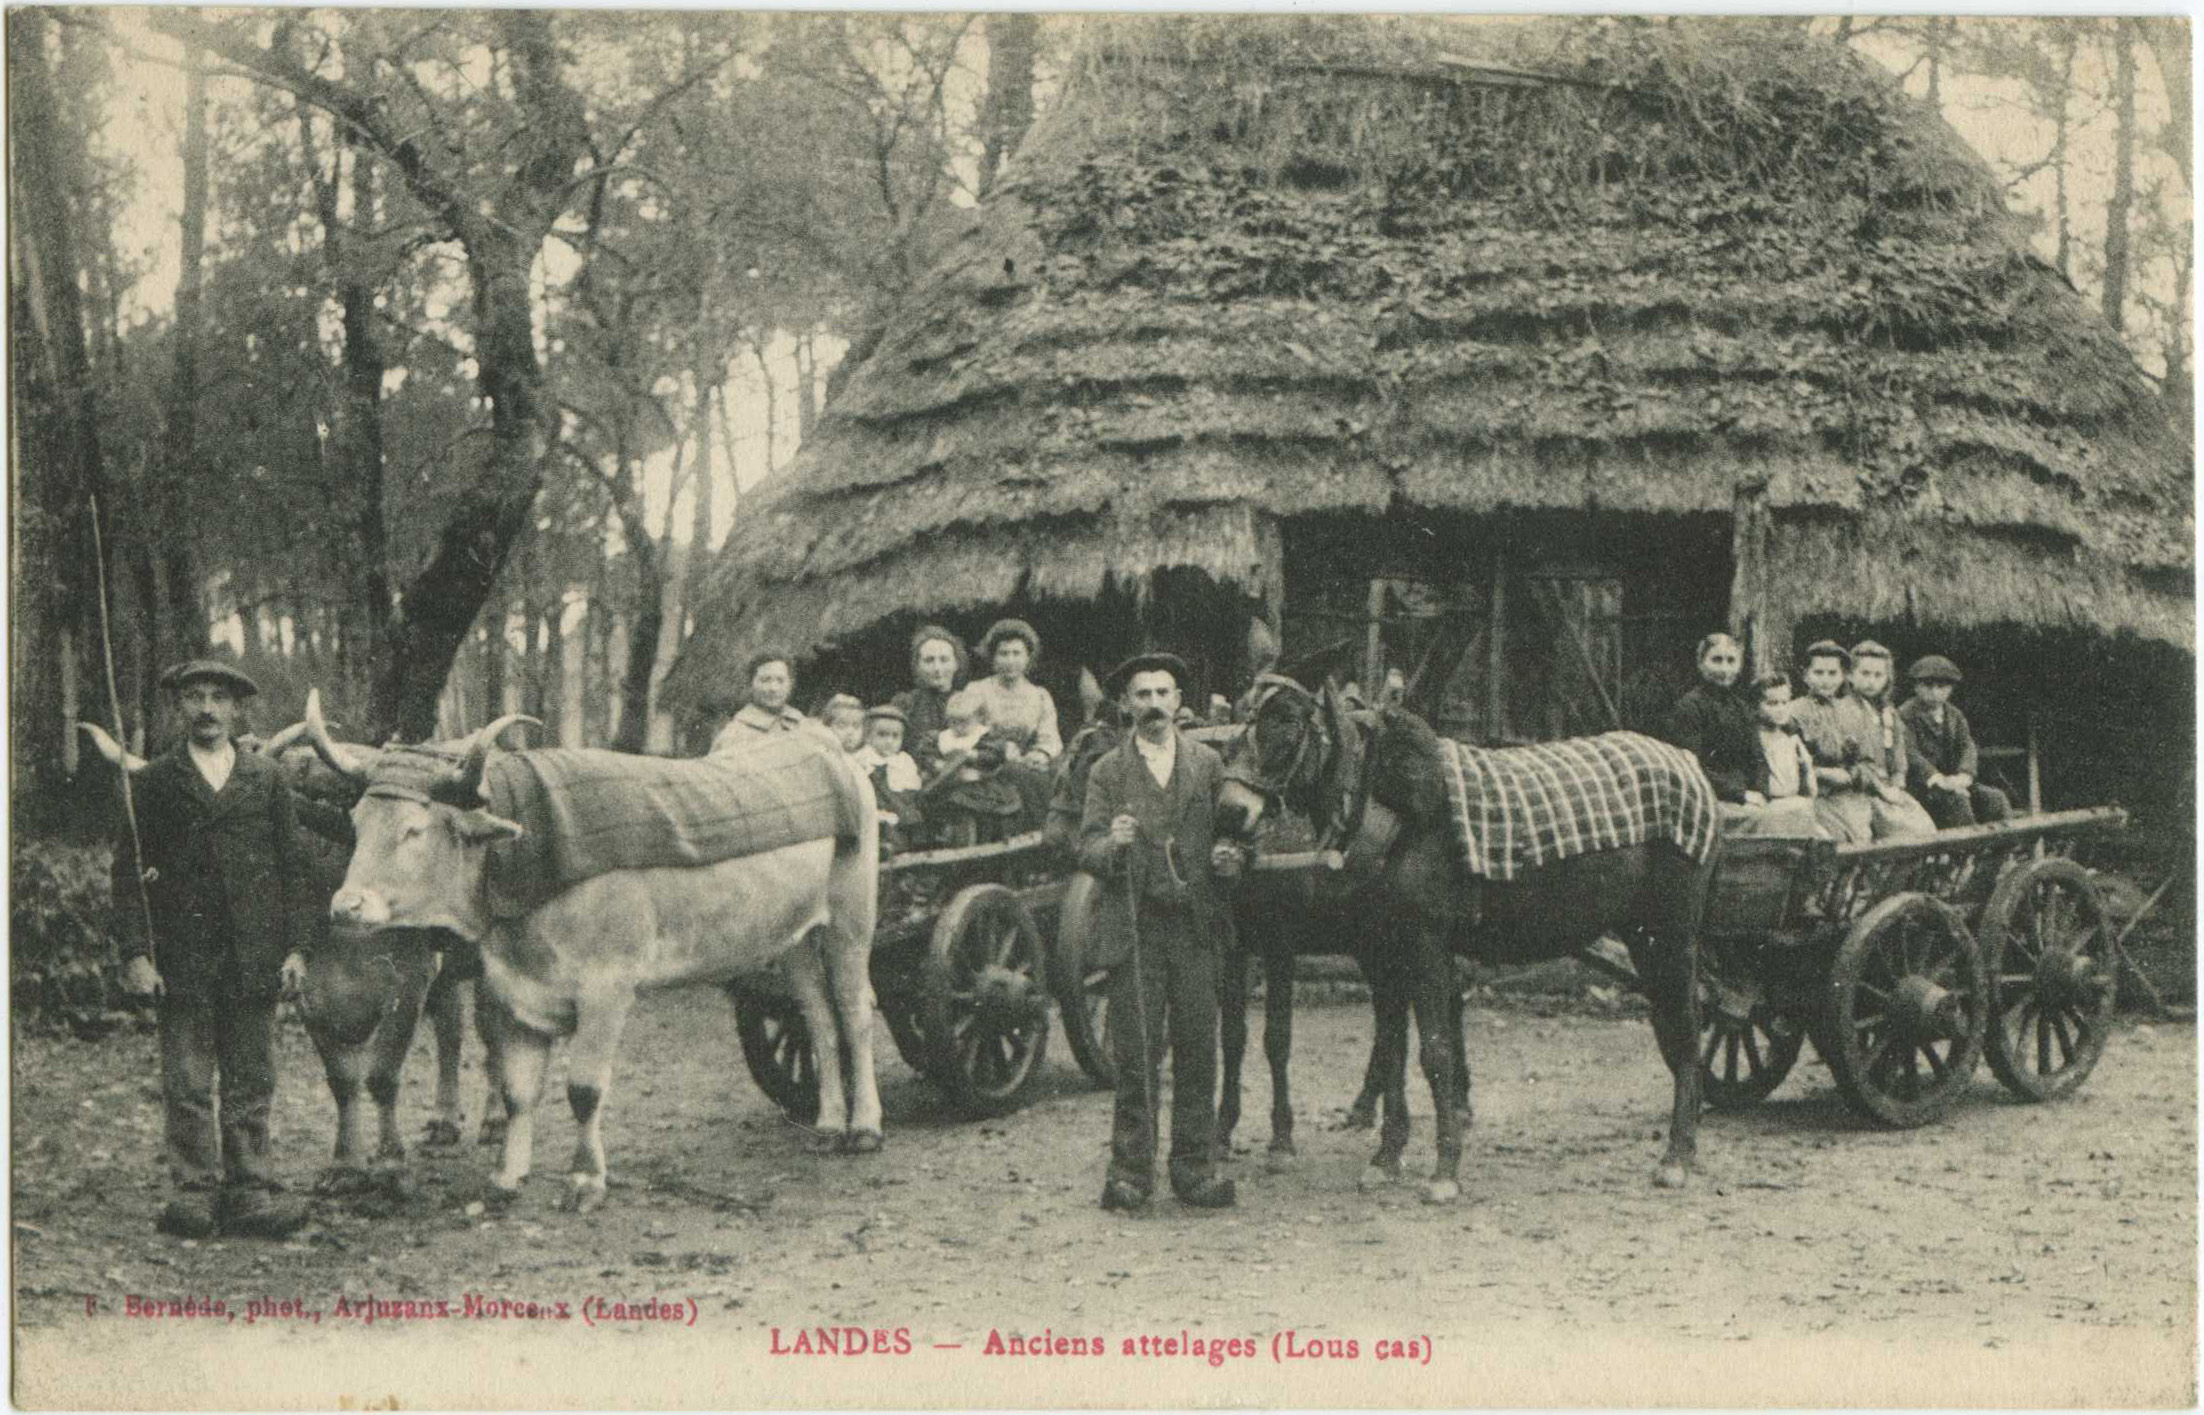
111, 661, 310, 1239
1078, 653, 1246, 1213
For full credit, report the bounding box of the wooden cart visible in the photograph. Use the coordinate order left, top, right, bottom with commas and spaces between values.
1669, 807, 2130, 1126
727, 830, 1118, 1121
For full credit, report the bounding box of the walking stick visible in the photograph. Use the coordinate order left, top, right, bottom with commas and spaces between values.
87, 495, 159, 983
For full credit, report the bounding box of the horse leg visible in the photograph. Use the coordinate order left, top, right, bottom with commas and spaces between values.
1343, 954, 1387, 1131
1359, 969, 1411, 1190
1450, 981, 1474, 1130
1262, 946, 1297, 1170
422, 965, 467, 1149
1631, 926, 1702, 1189
563, 980, 635, 1213
1217, 945, 1248, 1155
1407, 923, 1464, 1204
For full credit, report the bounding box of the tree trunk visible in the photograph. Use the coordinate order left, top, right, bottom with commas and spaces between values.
159, 43, 211, 656
2103, 18, 2137, 333
2052, 25, 2077, 280
10, 13, 124, 792
794, 333, 818, 449
978, 13, 1039, 196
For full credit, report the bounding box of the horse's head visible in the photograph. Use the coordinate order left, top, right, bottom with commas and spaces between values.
1217, 664, 1359, 844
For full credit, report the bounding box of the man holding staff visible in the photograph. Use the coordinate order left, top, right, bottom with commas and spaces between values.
1077, 652, 1246, 1213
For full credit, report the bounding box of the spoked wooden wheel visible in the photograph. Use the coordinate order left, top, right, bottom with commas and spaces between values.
1696, 940, 1804, 1111
728, 982, 819, 1123
921, 885, 1052, 1118
1980, 858, 2116, 1101
1051, 871, 1116, 1088
1825, 893, 1988, 1128
883, 1002, 937, 1077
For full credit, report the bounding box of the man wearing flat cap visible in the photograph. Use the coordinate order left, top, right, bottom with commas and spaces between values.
1078, 651, 1246, 1212
111, 660, 310, 1239
1900, 654, 2013, 829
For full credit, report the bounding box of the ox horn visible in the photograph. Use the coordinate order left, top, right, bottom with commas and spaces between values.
78, 722, 149, 774
1248, 616, 1282, 678
259, 719, 311, 759
1077, 667, 1106, 725
303, 690, 373, 782
452, 712, 541, 801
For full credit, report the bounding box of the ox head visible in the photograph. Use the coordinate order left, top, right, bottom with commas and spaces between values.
304, 691, 540, 941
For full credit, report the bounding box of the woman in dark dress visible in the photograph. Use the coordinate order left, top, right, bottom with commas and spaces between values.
891, 624, 969, 784
1663, 631, 1762, 805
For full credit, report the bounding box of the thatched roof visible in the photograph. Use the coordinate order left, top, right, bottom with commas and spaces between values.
664, 17, 2192, 710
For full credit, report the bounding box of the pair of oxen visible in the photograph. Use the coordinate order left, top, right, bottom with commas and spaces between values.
88, 630, 1712, 1214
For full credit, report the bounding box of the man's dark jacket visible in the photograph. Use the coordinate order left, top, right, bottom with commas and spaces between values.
1076, 732, 1227, 971
1898, 697, 1981, 791
111, 745, 302, 1001
1664, 682, 1761, 804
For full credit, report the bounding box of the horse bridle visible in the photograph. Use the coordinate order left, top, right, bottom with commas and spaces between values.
1232, 674, 1371, 857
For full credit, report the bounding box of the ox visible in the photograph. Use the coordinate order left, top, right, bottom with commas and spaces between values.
303, 698, 882, 1212
79, 719, 492, 1185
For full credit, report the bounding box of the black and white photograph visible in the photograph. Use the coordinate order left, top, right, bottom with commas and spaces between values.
8, 9, 2195, 1408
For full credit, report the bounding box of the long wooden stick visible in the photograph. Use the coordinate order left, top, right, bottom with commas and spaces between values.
88, 495, 158, 966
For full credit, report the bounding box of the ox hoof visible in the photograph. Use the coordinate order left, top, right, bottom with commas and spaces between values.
841, 1130, 884, 1156
1357, 1163, 1402, 1193
564, 1178, 608, 1214
477, 1118, 509, 1148
809, 1129, 847, 1156
1422, 1179, 1461, 1206
374, 1139, 407, 1166
1338, 1106, 1377, 1133
1653, 1158, 1690, 1190
1264, 1143, 1297, 1175
421, 1119, 464, 1151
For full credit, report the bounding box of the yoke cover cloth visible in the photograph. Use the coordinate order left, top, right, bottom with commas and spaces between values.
1439, 731, 1719, 882
483, 732, 864, 918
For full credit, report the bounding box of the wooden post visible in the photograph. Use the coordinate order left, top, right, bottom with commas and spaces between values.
1728, 477, 1775, 675
1486, 542, 1507, 741
2026, 712, 2045, 857
1362, 578, 1386, 698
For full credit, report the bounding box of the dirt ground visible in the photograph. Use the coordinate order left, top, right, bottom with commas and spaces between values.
12, 987, 2196, 1409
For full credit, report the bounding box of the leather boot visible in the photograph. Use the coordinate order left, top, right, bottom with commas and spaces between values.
156, 1188, 219, 1239
221, 1185, 310, 1239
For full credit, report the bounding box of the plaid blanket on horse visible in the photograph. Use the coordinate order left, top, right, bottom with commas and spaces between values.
1438, 731, 1718, 882
483, 732, 864, 919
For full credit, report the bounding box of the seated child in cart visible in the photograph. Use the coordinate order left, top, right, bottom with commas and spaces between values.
820, 693, 866, 754
1849, 641, 1936, 840
1899, 654, 2014, 829
1723, 672, 1824, 839
855, 704, 925, 850
925, 689, 1028, 846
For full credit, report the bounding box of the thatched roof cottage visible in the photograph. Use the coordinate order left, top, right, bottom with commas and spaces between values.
665, 18, 2190, 831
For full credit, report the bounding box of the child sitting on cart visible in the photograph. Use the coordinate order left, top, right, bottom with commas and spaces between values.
1849, 641, 1936, 840
923, 689, 1028, 846
1725, 672, 1824, 839
1900, 654, 2014, 829
855, 704, 926, 850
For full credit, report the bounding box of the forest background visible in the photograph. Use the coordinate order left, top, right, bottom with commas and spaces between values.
9, 13, 2192, 830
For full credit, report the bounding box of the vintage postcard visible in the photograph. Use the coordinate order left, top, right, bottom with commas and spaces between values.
10, 9, 2194, 1409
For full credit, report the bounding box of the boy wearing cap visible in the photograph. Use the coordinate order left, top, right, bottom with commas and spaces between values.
1079, 651, 1245, 1212
853, 705, 924, 846
1849, 641, 1936, 840
111, 661, 311, 1239
1901, 655, 2013, 828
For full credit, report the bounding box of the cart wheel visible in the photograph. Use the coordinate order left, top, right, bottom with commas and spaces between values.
1825, 893, 1987, 1128
883, 1003, 936, 1077
920, 884, 1051, 1117
1980, 858, 2116, 1101
1051, 872, 1115, 1089
728, 983, 818, 1123
1695, 941, 1804, 1111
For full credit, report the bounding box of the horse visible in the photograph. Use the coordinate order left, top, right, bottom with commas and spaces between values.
1214, 665, 1716, 1202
